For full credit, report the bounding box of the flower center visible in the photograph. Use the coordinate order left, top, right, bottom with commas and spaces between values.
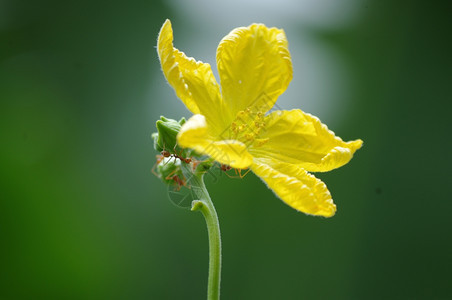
230, 108, 269, 148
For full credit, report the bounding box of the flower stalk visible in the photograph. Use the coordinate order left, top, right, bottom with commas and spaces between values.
181, 163, 222, 300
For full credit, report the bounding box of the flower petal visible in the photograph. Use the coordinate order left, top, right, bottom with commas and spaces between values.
177, 114, 253, 169
216, 23, 292, 116
251, 159, 336, 217
249, 109, 363, 172
157, 20, 227, 133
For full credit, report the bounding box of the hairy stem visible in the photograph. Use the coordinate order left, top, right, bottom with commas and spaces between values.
182, 164, 221, 300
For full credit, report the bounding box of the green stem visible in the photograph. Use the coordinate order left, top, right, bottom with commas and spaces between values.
182, 164, 221, 300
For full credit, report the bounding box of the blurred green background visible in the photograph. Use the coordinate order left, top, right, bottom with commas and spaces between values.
1, 0, 451, 299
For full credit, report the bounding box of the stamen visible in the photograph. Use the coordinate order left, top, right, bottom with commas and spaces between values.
244, 133, 254, 141
231, 122, 237, 132
255, 138, 269, 147
230, 108, 267, 147
238, 124, 247, 132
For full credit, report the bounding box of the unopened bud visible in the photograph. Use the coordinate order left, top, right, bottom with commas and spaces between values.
153, 116, 183, 152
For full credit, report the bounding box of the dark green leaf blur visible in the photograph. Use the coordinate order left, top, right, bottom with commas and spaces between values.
1, 0, 451, 299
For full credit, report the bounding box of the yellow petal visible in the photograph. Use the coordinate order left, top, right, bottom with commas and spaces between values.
216, 23, 292, 116
157, 20, 227, 133
251, 159, 336, 217
177, 114, 253, 169
249, 109, 363, 172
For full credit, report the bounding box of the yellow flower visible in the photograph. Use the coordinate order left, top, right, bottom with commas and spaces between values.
157, 19, 362, 217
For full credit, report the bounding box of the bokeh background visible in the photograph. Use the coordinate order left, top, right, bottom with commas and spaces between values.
1, 0, 451, 299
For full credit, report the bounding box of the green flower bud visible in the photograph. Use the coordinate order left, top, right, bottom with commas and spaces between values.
153, 116, 182, 152
156, 157, 184, 185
